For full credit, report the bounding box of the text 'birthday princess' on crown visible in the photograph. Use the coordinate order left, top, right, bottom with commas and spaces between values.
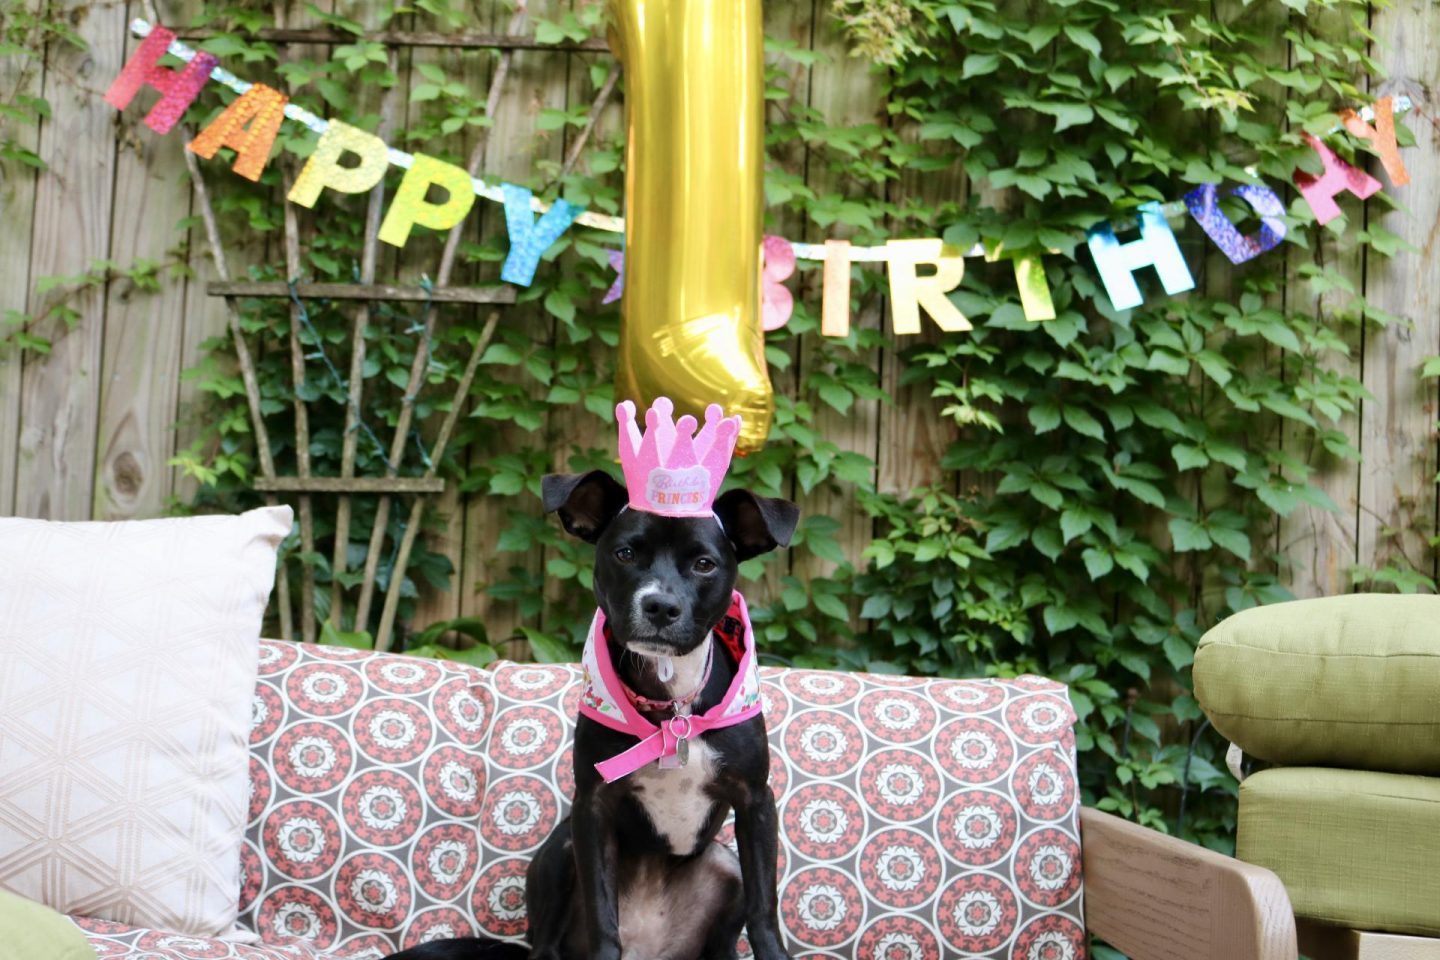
617, 397, 740, 518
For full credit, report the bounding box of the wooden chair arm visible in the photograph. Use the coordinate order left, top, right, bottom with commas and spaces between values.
1080, 807, 1297, 960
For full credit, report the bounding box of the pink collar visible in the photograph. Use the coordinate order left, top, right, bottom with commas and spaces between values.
625, 641, 714, 715
579, 592, 764, 782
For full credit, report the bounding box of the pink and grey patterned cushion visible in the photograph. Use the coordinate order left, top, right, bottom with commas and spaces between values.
73, 641, 1087, 960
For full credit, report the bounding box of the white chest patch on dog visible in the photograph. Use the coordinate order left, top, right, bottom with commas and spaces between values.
631, 737, 720, 856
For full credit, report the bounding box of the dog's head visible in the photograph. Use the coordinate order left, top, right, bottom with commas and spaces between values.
542, 470, 799, 657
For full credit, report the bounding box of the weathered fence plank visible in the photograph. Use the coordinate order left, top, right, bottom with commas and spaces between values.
0, 0, 43, 517
791, 12, 884, 593
447, 1, 563, 651
399, 18, 483, 637
1359, 0, 1440, 588
14, 2, 125, 520
1277, 3, 1367, 601
94, 10, 201, 520
751, 0, 818, 609
880, 96, 967, 500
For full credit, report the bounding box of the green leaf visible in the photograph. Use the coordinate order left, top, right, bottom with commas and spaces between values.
1028, 402, 1061, 433
1044, 604, 1080, 634
1048, 103, 1094, 133
414, 615, 490, 648
544, 288, 575, 323
1168, 518, 1212, 552
482, 343, 523, 365
1163, 633, 1195, 671
1172, 444, 1209, 471
536, 108, 571, 132
860, 595, 892, 619
1063, 25, 1102, 57
1029, 482, 1064, 510
1103, 64, 1136, 91
812, 592, 849, 620
1260, 393, 1316, 427
913, 540, 945, 562
320, 619, 373, 650
1208, 526, 1252, 562
1146, 350, 1190, 376
1133, 401, 1189, 437
523, 628, 574, 664
1082, 547, 1114, 579
1059, 508, 1093, 543
1032, 525, 1063, 561
816, 381, 853, 414
446, 644, 499, 668
1063, 406, 1105, 440
962, 53, 1001, 78
534, 20, 568, 44
1195, 350, 1233, 387
985, 521, 1029, 553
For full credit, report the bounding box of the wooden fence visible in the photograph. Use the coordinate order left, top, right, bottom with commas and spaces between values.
2, 0, 1437, 645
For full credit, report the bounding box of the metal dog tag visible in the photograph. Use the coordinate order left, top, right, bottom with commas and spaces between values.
659, 711, 693, 769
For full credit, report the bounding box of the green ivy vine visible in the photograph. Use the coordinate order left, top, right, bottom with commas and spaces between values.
6, 0, 1428, 864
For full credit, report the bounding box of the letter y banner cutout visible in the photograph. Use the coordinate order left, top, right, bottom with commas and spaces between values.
501, 184, 583, 286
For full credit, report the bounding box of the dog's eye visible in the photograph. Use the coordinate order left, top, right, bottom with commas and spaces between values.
614, 547, 636, 563
693, 557, 716, 574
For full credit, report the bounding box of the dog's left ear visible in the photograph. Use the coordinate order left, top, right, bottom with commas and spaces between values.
542, 470, 628, 543
713, 489, 801, 561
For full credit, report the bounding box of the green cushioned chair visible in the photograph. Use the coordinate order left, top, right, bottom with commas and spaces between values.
1195, 594, 1440, 960
0, 889, 96, 960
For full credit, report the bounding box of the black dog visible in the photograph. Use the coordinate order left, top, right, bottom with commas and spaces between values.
389, 469, 797, 960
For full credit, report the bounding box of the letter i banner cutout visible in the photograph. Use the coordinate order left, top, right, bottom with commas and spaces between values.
108, 19, 1417, 331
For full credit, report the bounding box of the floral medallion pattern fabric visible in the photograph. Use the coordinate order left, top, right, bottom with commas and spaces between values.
480, 662, 1088, 960
75, 640, 496, 960
74, 643, 1085, 960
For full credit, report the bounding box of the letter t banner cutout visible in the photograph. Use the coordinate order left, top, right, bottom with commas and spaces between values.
501, 184, 582, 286
1086, 202, 1196, 311
983, 241, 1056, 322
104, 26, 218, 135
1294, 132, 1382, 226
1183, 183, 1288, 266
187, 83, 289, 182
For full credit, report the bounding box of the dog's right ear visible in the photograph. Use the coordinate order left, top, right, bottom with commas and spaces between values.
541, 471, 628, 543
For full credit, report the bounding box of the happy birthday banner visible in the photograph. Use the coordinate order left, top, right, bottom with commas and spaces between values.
112, 19, 1414, 336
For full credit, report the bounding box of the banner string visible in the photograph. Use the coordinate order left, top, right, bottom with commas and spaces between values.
132, 17, 1412, 264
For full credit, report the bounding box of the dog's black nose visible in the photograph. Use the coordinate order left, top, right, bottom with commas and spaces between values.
642, 595, 682, 626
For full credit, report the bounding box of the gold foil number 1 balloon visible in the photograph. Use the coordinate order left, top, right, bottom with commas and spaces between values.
606, 0, 774, 455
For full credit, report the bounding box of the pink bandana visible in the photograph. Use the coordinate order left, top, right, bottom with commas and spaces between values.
579, 591, 764, 782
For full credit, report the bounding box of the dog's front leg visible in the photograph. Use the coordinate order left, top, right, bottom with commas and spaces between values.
733, 782, 790, 960
570, 789, 623, 960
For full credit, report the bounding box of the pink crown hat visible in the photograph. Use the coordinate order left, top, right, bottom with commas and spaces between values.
617, 397, 741, 518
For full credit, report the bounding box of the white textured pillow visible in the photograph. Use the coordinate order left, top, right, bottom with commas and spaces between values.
0, 506, 291, 938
